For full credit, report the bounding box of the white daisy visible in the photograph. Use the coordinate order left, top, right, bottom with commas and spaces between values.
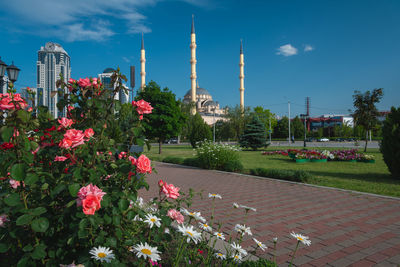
239, 204, 257, 212
252, 238, 267, 251
177, 224, 202, 244
230, 242, 247, 256
208, 193, 222, 199
232, 254, 242, 262
234, 224, 252, 236
199, 222, 212, 232
273, 237, 278, 243
214, 232, 225, 240
164, 228, 170, 234
144, 214, 161, 228
181, 208, 206, 222
89, 246, 115, 263
290, 231, 311, 246
233, 202, 240, 208
132, 242, 161, 262
133, 215, 143, 221
214, 252, 226, 260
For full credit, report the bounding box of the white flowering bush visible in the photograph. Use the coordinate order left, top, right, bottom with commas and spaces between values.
195, 140, 243, 171
321, 150, 335, 160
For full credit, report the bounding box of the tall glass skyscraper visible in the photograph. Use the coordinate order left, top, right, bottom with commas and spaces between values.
37, 42, 71, 118
98, 68, 129, 104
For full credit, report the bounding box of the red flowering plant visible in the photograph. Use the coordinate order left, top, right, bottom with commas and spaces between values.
0, 70, 159, 265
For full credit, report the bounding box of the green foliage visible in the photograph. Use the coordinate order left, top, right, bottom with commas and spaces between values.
239, 116, 267, 150
222, 159, 244, 172
137, 81, 186, 153
352, 88, 384, 151
195, 140, 241, 171
250, 168, 312, 182
291, 116, 304, 139
182, 157, 200, 167
380, 106, 400, 178
215, 119, 236, 141
273, 116, 289, 138
188, 113, 212, 148
162, 156, 184, 165
226, 105, 252, 140
253, 106, 277, 135
239, 258, 277, 267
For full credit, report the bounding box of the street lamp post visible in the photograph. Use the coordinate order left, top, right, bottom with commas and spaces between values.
301, 114, 308, 148
6, 61, 20, 83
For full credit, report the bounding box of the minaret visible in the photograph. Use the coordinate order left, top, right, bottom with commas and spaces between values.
239, 39, 245, 112
190, 15, 197, 114
140, 33, 146, 91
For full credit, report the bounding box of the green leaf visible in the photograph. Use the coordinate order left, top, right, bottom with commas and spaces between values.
113, 215, 121, 226
101, 195, 111, 207
31, 207, 47, 216
31, 218, 49, 232
136, 138, 145, 146
25, 173, 39, 185
104, 214, 112, 224
0, 243, 9, 253
11, 163, 27, 181
115, 228, 123, 239
73, 167, 82, 179
66, 200, 76, 207
30, 141, 39, 151
16, 214, 34, 225
1, 127, 13, 142
68, 183, 80, 197
106, 237, 117, 247
78, 229, 88, 238
4, 193, 21, 206
118, 199, 129, 212
51, 184, 66, 197
23, 138, 31, 151
17, 257, 29, 267
119, 163, 131, 174
17, 110, 30, 123
31, 244, 47, 260
22, 244, 33, 252
79, 218, 88, 230
41, 183, 49, 190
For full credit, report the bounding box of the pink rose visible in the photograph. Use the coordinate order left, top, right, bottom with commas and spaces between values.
132, 100, 153, 120
82, 194, 101, 215
136, 154, 152, 174
68, 106, 75, 112
158, 179, 164, 187
28, 107, 33, 112
118, 151, 127, 159
77, 184, 106, 201
9, 179, 21, 189
68, 78, 77, 84
0, 93, 28, 110
0, 214, 9, 228
59, 129, 85, 149
128, 156, 136, 165
84, 128, 94, 139
54, 156, 68, 162
167, 209, 184, 224
77, 78, 91, 88
58, 117, 74, 128
162, 182, 180, 199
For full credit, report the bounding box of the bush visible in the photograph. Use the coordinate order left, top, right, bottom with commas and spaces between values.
249, 168, 312, 182
183, 157, 200, 167
222, 159, 244, 172
162, 156, 184, 165
239, 116, 267, 150
195, 140, 241, 171
380, 106, 400, 178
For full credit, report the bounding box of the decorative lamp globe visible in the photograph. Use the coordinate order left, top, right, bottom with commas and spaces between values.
6, 61, 20, 83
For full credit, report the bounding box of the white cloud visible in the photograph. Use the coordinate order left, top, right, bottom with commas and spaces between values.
304, 45, 314, 52
122, 56, 131, 63
1, 0, 203, 42
276, 44, 298, 57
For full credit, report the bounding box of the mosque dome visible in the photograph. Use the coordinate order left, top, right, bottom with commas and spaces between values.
204, 100, 216, 107
184, 87, 211, 97
103, 68, 115, 73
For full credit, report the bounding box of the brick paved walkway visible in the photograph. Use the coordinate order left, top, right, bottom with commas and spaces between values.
140, 162, 400, 266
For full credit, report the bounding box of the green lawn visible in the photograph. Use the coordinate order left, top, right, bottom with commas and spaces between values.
145, 145, 400, 197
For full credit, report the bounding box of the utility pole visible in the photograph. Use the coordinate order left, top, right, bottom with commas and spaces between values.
288, 101, 291, 146
269, 115, 272, 144
213, 108, 216, 143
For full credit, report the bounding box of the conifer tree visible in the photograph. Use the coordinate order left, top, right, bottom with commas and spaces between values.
239, 115, 267, 150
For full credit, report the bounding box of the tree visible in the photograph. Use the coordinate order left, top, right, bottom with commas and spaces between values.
239, 115, 267, 150
226, 105, 252, 140
188, 113, 212, 148
380, 106, 400, 178
291, 116, 304, 139
352, 88, 384, 152
253, 106, 277, 137
215, 119, 235, 141
273, 116, 289, 138
136, 81, 186, 154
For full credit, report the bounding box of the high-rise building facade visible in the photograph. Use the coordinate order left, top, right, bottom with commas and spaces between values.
98, 68, 129, 104
37, 42, 71, 118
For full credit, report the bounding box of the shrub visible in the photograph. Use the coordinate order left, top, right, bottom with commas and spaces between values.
249, 168, 312, 182
380, 106, 400, 178
195, 140, 241, 171
222, 159, 244, 172
183, 157, 200, 167
162, 156, 184, 165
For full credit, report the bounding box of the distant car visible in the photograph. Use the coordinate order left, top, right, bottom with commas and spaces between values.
318, 138, 329, 142
306, 137, 316, 142
334, 138, 345, 142
164, 138, 178, 144
346, 138, 356, 142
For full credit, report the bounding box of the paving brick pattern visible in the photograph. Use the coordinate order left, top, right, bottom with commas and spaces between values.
139, 162, 400, 266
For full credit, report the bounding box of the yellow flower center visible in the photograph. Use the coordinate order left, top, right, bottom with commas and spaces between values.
97, 252, 107, 258
298, 237, 303, 241
150, 218, 156, 222
189, 212, 194, 216
186, 231, 193, 236
234, 255, 239, 259
141, 248, 152, 255
218, 253, 222, 256
204, 224, 208, 227
217, 233, 221, 237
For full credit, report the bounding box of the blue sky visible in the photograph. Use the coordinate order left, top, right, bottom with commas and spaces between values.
0, 0, 399, 117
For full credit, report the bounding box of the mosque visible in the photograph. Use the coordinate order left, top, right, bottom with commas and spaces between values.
138, 16, 245, 125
